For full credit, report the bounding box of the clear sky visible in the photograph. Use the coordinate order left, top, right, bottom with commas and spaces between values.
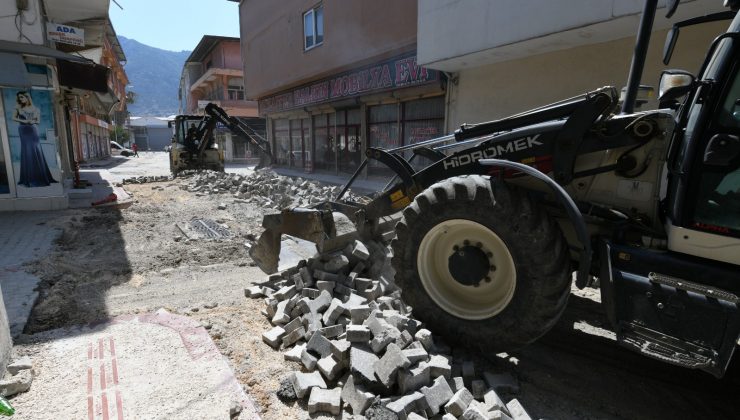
109, 0, 240, 52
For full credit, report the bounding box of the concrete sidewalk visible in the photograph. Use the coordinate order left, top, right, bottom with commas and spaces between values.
11, 310, 260, 420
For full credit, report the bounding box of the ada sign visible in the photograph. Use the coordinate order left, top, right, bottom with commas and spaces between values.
46, 23, 85, 47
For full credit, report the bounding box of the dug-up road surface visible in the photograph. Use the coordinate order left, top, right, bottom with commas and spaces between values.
11, 154, 740, 419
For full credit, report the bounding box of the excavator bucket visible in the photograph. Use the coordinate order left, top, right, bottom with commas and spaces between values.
249, 207, 359, 273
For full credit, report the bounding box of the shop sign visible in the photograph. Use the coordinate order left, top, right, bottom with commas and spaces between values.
259, 53, 440, 114
46, 23, 85, 47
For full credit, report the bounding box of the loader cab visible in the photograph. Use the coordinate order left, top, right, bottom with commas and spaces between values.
664, 16, 740, 265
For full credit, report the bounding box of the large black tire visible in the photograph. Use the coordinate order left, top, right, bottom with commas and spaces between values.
391, 175, 571, 351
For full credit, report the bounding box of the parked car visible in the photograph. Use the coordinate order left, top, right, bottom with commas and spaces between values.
111, 141, 134, 157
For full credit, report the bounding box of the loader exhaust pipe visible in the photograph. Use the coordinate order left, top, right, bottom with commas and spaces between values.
622, 0, 659, 114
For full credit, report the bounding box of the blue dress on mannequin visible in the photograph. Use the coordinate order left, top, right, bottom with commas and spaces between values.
15, 106, 57, 187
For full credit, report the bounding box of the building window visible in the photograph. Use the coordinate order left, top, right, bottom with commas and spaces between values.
304, 5, 324, 51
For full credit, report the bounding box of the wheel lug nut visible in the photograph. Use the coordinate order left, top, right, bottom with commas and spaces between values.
476, 242, 482, 248
453, 245, 459, 251
463, 240, 470, 246
490, 265, 497, 272
486, 252, 493, 258
485, 276, 491, 282
473, 282, 480, 287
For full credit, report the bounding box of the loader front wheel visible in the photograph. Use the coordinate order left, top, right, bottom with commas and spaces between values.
391, 175, 571, 351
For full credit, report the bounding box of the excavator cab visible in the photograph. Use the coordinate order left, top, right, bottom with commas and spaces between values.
169, 114, 224, 175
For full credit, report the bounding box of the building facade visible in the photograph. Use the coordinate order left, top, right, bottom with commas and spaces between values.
417, 0, 727, 128
0, 0, 128, 211
236, 0, 445, 175
129, 116, 173, 151
178, 35, 263, 162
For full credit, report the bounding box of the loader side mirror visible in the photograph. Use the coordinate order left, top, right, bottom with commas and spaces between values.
658, 70, 695, 105
663, 27, 679, 65
704, 134, 740, 166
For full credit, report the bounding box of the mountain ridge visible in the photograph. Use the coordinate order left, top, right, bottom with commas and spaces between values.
119, 36, 191, 117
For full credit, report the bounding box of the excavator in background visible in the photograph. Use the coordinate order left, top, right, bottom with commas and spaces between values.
249, 0, 740, 377
169, 103, 272, 175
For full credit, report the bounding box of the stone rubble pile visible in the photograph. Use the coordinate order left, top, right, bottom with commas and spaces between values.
245, 238, 534, 420
180, 169, 362, 210
122, 175, 171, 184
0, 356, 34, 397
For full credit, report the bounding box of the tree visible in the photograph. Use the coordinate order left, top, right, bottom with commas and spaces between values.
110, 125, 130, 145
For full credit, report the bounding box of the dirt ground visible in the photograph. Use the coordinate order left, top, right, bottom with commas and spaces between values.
17, 173, 740, 420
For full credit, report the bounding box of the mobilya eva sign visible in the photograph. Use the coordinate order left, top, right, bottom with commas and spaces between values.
46, 23, 85, 47
259, 52, 440, 114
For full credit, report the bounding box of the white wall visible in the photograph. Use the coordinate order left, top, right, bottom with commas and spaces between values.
0, 0, 45, 44
418, 0, 724, 72
446, 21, 727, 127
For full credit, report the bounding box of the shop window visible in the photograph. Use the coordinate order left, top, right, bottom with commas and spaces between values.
314, 114, 334, 171
273, 119, 291, 166
304, 5, 324, 51
369, 104, 400, 169
403, 97, 445, 169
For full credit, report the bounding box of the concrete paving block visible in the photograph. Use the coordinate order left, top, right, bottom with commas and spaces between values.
289, 304, 303, 319
405, 341, 424, 350
448, 376, 466, 393
262, 326, 286, 349
271, 299, 291, 325
360, 281, 382, 300
351, 261, 366, 274
314, 270, 340, 282
318, 324, 344, 339
402, 347, 429, 365
347, 325, 372, 342
334, 283, 356, 297
282, 326, 306, 348
330, 339, 351, 362
283, 317, 304, 334
483, 388, 508, 414
317, 355, 344, 381
316, 280, 337, 294
421, 375, 454, 416
370, 328, 400, 353
301, 348, 319, 370
299, 266, 314, 287
307, 330, 333, 358
462, 404, 489, 420
490, 409, 514, 420
377, 296, 396, 310
364, 312, 388, 334
483, 372, 520, 394
325, 254, 350, 273
350, 344, 381, 385
352, 240, 371, 260
291, 371, 327, 399
291, 272, 304, 291
6, 356, 32, 376
354, 277, 373, 292
350, 305, 372, 324
505, 398, 531, 420
398, 361, 431, 394
322, 298, 346, 326
301, 287, 321, 299
386, 392, 424, 420
344, 293, 368, 308
398, 330, 414, 349
414, 329, 434, 350
374, 343, 411, 388
445, 388, 474, 417
471, 379, 487, 400
335, 315, 351, 327
428, 354, 452, 379
273, 284, 297, 301
308, 387, 342, 415
341, 375, 375, 415
265, 299, 278, 318
407, 413, 426, 420
442, 414, 458, 420
284, 343, 306, 362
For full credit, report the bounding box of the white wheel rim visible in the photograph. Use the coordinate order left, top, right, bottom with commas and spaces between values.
417, 219, 516, 320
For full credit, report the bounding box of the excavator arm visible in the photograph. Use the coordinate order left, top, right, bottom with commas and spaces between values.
204, 103, 273, 168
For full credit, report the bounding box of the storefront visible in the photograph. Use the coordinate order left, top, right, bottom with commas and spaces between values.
0, 57, 66, 209
259, 52, 446, 175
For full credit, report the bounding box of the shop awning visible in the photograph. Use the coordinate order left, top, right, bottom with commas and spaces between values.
0, 52, 30, 87
0, 40, 110, 93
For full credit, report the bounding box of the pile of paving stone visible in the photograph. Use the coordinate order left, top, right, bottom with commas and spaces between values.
180, 169, 361, 210
245, 238, 533, 420
122, 175, 172, 184
0, 356, 34, 397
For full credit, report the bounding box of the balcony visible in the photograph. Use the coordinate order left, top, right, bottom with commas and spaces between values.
189, 68, 243, 93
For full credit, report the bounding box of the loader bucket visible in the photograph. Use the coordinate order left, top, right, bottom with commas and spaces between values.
249, 207, 360, 273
